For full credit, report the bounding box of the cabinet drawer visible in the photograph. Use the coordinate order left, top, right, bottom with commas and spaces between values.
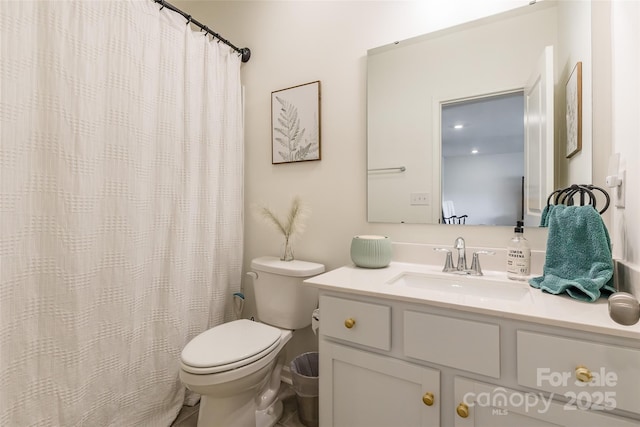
404, 311, 500, 378
319, 295, 391, 351
517, 330, 640, 415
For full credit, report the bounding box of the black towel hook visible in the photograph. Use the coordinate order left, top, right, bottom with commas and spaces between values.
586, 184, 610, 214
561, 184, 596, 209
545, 184, 610, 214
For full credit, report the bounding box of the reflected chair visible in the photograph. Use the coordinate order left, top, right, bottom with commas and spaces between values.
442, 200, 468, 224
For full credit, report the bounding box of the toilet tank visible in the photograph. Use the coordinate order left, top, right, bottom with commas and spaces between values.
250, 256, 325, 330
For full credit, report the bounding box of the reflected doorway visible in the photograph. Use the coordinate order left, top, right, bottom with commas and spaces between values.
441, 91, 524, 226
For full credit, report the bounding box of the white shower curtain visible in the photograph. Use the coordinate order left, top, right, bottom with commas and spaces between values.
0, 1, 243, 425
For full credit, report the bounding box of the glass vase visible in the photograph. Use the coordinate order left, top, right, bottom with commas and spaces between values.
281, 238, 294, 262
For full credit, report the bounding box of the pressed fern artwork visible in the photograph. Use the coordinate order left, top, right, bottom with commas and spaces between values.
271, 81, 321, 164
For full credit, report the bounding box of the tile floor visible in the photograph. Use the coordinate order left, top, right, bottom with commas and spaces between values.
171, 383, 308, 427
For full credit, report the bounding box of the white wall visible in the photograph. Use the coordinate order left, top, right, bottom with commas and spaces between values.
443, 152, 523, 226
175, 0, 543, 271
610, 0, 640, 268
556, 0, 593, 187
171, 1, 639, 346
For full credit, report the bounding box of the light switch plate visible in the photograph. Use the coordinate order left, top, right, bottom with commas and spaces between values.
410, 192, 430, 206
615, 170, 626, 208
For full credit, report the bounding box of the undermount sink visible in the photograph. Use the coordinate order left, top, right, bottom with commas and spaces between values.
387, 271, 532, 302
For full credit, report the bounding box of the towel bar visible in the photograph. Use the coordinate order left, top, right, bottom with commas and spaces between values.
367, 166, 406, 173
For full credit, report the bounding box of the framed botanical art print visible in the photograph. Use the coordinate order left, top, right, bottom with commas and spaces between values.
271, 81, 321, 164
565, 62, 582, 158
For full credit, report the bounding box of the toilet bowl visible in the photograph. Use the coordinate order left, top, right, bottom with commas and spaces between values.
179, 257, 325, 427
180, 320, 293, 427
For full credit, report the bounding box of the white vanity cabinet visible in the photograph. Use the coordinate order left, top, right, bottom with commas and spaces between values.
316, 292, 640, 427
321, 342, 440, 427
319, 295, 440, 426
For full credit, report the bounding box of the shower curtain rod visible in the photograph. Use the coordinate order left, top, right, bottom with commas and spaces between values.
152, 0, 251, 63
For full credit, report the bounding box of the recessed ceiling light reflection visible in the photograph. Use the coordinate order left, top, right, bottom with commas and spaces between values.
454, 124, 464, 129
471, 149, 479, 154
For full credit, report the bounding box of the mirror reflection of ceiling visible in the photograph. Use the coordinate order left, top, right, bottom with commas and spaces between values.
441, 92, 524, 158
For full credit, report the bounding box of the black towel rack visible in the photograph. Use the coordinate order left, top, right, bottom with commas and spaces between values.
545, 184, 610, 215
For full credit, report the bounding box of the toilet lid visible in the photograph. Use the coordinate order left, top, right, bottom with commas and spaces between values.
251, 256, 325, 277
181, 319, 282, 370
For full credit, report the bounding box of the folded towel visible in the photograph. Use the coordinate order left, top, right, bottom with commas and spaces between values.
529, 205, 615, 302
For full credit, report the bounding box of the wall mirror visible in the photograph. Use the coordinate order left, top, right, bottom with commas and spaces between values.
367, 0, 593, 226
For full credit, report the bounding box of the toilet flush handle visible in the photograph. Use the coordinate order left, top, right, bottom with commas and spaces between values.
246, 271, 258, 280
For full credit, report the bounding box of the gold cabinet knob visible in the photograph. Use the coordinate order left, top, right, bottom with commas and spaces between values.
576, 365, 593, 383
344, 318, 356, 329
422, 392, 435, 406
456, 402, 469, 418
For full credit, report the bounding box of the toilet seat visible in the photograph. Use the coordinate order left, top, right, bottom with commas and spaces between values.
181, 319, 282, 375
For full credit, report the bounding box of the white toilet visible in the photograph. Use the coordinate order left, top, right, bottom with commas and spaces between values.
179, 256, 325, 427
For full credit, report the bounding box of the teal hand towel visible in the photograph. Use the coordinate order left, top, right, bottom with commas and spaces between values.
539, 204, 551, 227
529, 205, 615, 302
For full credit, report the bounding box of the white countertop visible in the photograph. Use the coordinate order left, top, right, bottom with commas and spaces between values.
303, 262, 640, 341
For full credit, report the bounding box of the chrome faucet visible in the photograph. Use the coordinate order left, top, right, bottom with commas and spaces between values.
434, 237, 495, 276
454, 237, 467, 272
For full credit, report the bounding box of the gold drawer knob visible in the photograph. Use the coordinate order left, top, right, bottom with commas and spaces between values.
456, 402, 469, 418
422, 392, 435, 406
344, 318, 356, 329
576, 365, 593, 383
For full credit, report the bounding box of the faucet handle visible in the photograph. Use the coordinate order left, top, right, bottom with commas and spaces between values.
434, 248, 455, 272
469, 250, 496, 276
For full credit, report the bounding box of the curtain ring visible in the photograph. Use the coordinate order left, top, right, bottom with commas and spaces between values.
203, 26, 209, 36
159, 0, 165, 10
186, 15, 191, 25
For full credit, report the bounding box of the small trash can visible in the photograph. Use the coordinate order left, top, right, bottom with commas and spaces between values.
290, 351, 319, 427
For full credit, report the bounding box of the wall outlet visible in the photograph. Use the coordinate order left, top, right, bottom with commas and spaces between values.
410, 192, 430, 206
